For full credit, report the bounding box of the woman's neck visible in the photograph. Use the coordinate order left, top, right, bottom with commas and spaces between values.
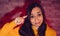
32, 25, 39, 30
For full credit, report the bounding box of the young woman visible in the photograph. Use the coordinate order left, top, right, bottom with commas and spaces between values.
0, 3, 56, 36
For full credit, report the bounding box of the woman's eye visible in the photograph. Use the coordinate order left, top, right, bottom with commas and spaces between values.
38, 14, 41, 16
30, 16, 34, 18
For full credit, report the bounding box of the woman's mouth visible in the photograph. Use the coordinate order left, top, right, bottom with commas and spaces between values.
35, 22, 40, 24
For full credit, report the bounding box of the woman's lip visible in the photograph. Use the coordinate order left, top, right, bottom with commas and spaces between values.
35, 22, 40, 24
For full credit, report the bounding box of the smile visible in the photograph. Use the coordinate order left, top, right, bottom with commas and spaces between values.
35, 22, 40, 24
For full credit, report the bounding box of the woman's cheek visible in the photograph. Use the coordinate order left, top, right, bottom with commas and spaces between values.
39, 17, 43, 23
30, 18, 35, 24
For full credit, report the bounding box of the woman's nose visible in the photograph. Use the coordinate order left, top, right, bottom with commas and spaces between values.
35, 16, 39, 21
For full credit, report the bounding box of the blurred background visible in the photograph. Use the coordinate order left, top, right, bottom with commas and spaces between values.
0, 0, 60, 36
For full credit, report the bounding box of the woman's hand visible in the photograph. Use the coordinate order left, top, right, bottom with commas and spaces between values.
14, 16, 27, 25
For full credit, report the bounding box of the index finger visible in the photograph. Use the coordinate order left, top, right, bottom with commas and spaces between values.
23, 15, 27, 19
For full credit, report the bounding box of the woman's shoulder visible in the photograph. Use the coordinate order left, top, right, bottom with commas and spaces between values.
45, 25, 56, 36
47, 25, 56, 32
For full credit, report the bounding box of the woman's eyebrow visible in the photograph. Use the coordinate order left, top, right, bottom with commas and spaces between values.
37, 11, 41, 14
31, 14, 33, 16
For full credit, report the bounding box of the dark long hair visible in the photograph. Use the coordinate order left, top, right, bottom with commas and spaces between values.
19, 2, 47, 36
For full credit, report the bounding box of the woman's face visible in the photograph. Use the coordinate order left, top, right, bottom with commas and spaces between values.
30, 7, 43, 27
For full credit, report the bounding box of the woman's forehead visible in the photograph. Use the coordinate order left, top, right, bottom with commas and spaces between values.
31, 7, 42, 14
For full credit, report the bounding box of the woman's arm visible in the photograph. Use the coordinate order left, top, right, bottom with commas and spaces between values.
0, 16, 27, 36
0, 21, 16, 36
